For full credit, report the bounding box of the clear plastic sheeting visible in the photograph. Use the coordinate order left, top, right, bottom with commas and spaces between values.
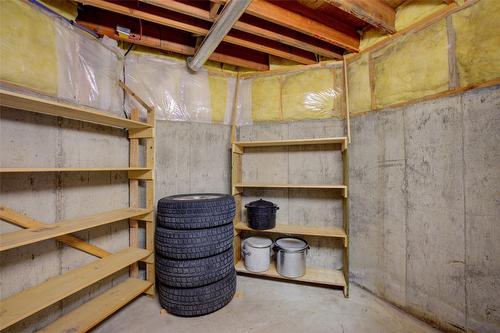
124, 54, 236, 124
0, 1, 125, 118
236, 66, 345, 126
55, 23, 124, 117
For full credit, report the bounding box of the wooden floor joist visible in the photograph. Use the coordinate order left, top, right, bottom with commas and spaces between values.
77, 20, 270, 71
323, 0, 396, 34
216, 0, 360, 52
38, 278, 152, 333
0, 247, 151, 330
139, 0, 344, 59
76, 0, 318, 65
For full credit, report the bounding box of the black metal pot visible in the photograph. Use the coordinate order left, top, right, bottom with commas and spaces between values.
245, 199, 279, 230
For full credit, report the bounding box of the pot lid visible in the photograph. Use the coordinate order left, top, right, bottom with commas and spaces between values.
245, 236, 273, 248
246, 199, 276, 208
275, 237, 308, 251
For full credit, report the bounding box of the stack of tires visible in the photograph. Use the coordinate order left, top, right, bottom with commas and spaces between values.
155, 194, 236, 317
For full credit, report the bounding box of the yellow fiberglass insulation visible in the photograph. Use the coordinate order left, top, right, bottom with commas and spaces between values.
373, 19, 449, 108
208, 76, 228, 124
0, 1, 58, 95
360, 28, 388, 50
251, 76, 282, 121
348, 53, 371, 114
281, 68, 337, 120
333, 67, 346, 118
396, 0, 448, 31
453, 0, 500, 87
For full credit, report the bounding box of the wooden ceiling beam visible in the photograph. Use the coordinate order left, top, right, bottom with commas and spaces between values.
216, 0, 359, 52
323, 0, 396, 34
139, 0, 343, 59
76, 0, 317, 64
77, 20, 270, 71
209, 1, 222, 19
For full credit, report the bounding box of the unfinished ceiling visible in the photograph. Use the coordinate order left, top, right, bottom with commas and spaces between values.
74, 0, 408, 70
74, 0, 455, 70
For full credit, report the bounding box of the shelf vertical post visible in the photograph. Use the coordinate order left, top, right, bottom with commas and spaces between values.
145, 106, 155, 296
129, 108, 140, 278
342, 147, 350, 297
232, 143, 243, 265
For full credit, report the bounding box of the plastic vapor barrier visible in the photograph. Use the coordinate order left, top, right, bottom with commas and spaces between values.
124, 54, 236, 124
237, 66, 345, 125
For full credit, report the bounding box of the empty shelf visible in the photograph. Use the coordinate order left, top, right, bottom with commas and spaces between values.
0, 167, 151, 173
0, 208, 152, 252
235, 260, 345, 287
235, 222, 347, 241
234, 137, 347, 151
0, 247, 151, 330
234, 183, 347, 197
38, 278, 152, 333
0, 89, 151, 129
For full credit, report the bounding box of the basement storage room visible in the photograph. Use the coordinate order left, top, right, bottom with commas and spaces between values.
0, 0, 499, 332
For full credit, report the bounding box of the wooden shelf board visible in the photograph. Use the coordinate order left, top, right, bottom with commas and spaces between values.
0, 89, 151, 129
0, 167, 151, 173
0, 208, 152, 252
235, 222, 347, 239
234, 137, 347, 150
38, 278, 151, 333
235, 260, 346, 287
234, 183, 347, 190
0, 247, 151, 330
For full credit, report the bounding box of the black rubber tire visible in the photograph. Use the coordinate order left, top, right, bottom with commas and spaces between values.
155, 223, 234, 259
156, 193, 236, 229
158, 269, 236, 317
156, 248, 234, 288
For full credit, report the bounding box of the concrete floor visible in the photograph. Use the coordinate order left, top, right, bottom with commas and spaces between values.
93, 276, 441, 333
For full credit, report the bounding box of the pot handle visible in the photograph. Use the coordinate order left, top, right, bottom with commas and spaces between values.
241, 240, 251, 257
272, 244, 280, 253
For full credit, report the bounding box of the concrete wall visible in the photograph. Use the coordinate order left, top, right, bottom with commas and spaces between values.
0, 108, 130, 332
350, 85, 500, 333
237, 85, 499, 332
155, 121, 232, 200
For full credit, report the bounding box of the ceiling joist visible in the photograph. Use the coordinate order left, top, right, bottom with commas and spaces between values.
77, 19, 270, 71
216, 0, 360, 52
139, 0, 343, 59
320, 0, 396, 34
76, 0, 318, 65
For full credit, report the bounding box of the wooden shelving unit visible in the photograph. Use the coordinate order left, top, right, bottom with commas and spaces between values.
235, 260, 346, 287
0, 89, 151, 129
0, 247, 151, 330
234, 222, 347, 246
0, 167, 151, 173
231, 137, 350, 297
0, 84, 155, 331
0, 208, 152, 252
38, 278, 152, 333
